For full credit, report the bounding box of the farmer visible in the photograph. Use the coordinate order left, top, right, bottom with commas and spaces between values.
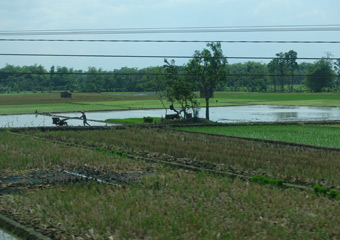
80, 111, 90, 126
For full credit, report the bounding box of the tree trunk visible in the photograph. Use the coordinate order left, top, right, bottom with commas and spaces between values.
205, 97, 210, 120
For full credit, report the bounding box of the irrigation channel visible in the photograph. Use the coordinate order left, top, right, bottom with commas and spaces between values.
1, 105, 340, 128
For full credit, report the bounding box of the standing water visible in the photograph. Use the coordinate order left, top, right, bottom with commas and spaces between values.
0, 229, 18, 240
1, 105, 340, 128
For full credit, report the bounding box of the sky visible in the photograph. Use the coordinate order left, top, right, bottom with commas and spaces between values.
0, 0, 340, 71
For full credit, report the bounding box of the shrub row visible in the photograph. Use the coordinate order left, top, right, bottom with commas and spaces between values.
251, 176, 284, 187
313, 185, 339, 199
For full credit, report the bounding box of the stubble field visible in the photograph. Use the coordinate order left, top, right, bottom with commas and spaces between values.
1, 126, 340, 239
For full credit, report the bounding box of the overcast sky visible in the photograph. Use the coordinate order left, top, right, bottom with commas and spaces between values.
0, 0, 340, 70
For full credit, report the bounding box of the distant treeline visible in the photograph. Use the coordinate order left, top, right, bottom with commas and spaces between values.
0, 57, 339, 93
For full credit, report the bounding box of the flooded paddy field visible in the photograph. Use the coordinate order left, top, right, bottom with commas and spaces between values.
1, 105, 340, 128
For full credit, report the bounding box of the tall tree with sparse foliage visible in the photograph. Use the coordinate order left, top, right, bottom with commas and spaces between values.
187, 42, 228, 120
163, 59, 197, 118
285, 50, 299, 92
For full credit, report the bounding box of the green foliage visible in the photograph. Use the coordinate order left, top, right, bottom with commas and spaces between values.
187, 42, 228, 119
95, 147, 108, 153
163, 59, 198, 118
179, 124, 340, 149
313, 185, 329, 195
313, 185, 339, 199
329, 190, 339, 199
111, 149, 129, 157
228, 61, 268, 92
305, 59, 335, 92
252, 176, 284, 187
267, 51, 299, 92
143, 116, 153, 123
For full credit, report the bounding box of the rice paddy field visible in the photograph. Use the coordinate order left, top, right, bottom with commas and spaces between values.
2, 91, 340, 114
1, 91, 340, 239
1, 125, 340, 239
178, 124, 340, 148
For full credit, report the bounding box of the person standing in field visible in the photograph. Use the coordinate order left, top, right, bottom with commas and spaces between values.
80, 111, 90, 126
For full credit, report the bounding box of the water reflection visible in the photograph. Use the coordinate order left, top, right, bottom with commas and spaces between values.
0, 229, 17, 240
1, 105, 340, 128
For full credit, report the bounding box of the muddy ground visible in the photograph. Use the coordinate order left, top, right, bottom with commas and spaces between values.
0, 167, 152, 196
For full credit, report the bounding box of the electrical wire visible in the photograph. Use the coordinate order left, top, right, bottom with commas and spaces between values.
1, 24, 340, 36
1, 39, 340, 44
0, 53, 338, 61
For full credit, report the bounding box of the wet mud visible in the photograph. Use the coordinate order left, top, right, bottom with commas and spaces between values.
0, 168, 152, 196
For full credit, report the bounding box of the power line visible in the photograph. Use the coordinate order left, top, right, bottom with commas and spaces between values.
0, 53, 338, 61
1, 39, 340, 44
1, 24, 340, 36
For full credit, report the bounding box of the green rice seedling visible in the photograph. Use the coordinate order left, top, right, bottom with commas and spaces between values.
328, 190, 339, 199
179, 124, 340, 149
313, 185, 329, 195
313, 185, 340, 199
96, 147, 108, 153
252, 176, 284, 187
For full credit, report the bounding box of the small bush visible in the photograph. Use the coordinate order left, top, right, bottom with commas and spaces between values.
329, 190, 339, 199
95, 147, 108, 153
313, 185, 339, 199
143, 116, 153, 123
313, 185, 329, 195
111, 149, 128, 157
251, 176, 283, 187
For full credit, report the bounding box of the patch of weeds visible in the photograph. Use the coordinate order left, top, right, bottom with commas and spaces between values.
143, 116, 154, 123
96, 147, 129, 157
329, 190, 339, 199
95, 147, 108, 153
251, 176, 284, 187
111, 149, 129, 157
313, 185, 339, 199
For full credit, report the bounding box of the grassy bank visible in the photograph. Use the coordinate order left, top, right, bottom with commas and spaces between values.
106, 117, 162, 125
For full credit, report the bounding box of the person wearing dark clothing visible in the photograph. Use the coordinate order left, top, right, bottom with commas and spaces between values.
80, 111, 90, 126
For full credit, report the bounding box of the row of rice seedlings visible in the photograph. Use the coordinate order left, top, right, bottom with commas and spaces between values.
33, 128, 340, 187
0, 131, 155, 174
178, 125, 340, 149
313, 185, 340, 199
1, 169, 340, 239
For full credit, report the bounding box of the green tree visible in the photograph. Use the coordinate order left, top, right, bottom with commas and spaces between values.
164, 59, 197, 118
305, 59, 335, 92
334, 59, 340, 90
187, 42, 228, 120
284, 50, 299, 92
268, 52, 288, 92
